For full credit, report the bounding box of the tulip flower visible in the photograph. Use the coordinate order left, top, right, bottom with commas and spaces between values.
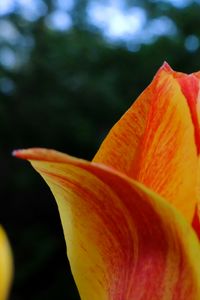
14, 62, 200, 300
0, 227, 13, 300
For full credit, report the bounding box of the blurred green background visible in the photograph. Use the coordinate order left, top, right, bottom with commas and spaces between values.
1, 0, 200, 299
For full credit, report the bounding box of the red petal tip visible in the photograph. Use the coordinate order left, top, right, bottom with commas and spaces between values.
12, 149, 20, 156
161, 61, 173, 72
12, 149, 26, 159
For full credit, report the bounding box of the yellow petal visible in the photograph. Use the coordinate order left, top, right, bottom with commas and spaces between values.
14, 148, 200, 300
0, 227, 13, 300
94, 63, 198, 222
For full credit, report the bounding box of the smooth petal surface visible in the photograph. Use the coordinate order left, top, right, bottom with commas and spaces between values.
0, 227, 13, 300
14, 148, 200, 300
93, 63, 199, 222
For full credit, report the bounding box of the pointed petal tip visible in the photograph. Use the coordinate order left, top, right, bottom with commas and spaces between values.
12, 149, 28, 159
153, 61, 174, 80
160, 61, 173, 72
12, 148, 76, 163
12, 148, 39, 160
12, 149, 21, 157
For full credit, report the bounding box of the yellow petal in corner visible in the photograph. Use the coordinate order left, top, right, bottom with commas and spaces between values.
0, 227, 13, 300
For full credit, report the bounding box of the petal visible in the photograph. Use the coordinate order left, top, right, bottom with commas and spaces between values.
0, 227, 13, 300
194, 73, 200, 137
173, 72, 200, 153
14, 148, 200, 300
192, 205, 200, 239
93, 63, 198, 222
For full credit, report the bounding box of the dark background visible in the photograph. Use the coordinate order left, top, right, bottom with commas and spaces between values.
1, 0, 200, 299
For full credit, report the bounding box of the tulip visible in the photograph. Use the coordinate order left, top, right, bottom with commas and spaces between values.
13, 63, 200, 300
0, 227, 13, 300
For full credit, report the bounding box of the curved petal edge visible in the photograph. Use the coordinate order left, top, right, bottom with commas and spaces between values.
0, 227, 13, 300
14, 148, 200, 300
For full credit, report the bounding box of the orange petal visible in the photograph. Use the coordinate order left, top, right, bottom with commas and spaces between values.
0, 227, 13, 300
14, 148, 200, 300
93, 63, 199, 222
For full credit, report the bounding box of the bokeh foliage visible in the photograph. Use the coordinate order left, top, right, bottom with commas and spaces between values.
1, 0, 200, 299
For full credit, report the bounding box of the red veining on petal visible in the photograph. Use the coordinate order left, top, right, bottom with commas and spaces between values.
177, 75, 200, 154
192, 205, 200, 239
